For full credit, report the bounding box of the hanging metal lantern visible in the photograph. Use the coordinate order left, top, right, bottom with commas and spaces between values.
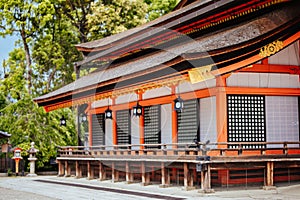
174, 96, 184, 112
105, 107, 113, 119
60, 116, 66, 126
133, 102, 143, 117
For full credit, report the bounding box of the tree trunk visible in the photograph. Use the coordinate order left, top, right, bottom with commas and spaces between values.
21, 29, 32, 94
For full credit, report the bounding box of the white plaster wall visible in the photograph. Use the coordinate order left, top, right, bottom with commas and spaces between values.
269, 41, 300, 66
266, 96, 299, 148
131, 110, 140, 150
92, 98, 112, 108
143, 86, 171, 99
179, 78, 216, 93
161, 104, 172, 149
200, 97, 217, 148
227, 72, 300, 88
115, 93, 137, 105
105, 119, 113, 150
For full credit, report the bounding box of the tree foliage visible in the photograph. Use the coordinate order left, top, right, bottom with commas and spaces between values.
0, 49, 77, 168
0, 0, 179, 170
87, 0, 148, 40
145, 0, 179, 21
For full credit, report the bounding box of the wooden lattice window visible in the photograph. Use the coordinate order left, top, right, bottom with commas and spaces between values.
227, 95, 266, 148
177, 99, 199, 144
144, 105, 161, 146
116, 110, 131, 145
92, 114, 105, 146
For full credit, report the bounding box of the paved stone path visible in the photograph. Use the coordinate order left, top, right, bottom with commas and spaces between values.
0, 176, 300, 200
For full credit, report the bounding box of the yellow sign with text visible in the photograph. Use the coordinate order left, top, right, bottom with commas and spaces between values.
188, 65, 214, 84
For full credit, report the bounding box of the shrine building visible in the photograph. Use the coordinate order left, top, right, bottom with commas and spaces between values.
34, 0, 300, 192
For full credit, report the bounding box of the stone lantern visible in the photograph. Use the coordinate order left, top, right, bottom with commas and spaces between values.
27, 142, 39, 177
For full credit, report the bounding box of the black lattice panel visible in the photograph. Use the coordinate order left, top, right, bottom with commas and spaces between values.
177, 99, 199, 144
144, 105, 161, 146
116, 110, 131, 145
92, 114, 105, 146
227, 95, 266, 149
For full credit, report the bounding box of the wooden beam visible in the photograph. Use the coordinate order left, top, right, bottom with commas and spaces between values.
226, 87, 300, 96
89, 88, 214, 115
238, 63, 300, 74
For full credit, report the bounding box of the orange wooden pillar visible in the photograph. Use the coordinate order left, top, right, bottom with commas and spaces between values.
171, 85, 178, 145
216, 75, 228, 147
216, 75, 228, 187
138, 91, 145, 150
88, 105, 93, 147
171, 85, 178, 183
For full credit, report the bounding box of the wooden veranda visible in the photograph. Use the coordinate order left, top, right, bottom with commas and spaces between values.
56, 141, 300, 192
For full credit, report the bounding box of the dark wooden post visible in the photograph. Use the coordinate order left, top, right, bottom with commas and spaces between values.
75, 161, 82, 178
87, 161, 94, 180
183, 163, 195, 190
64, 161, 71, 177
263, 161, 276, 190
57, 160, 64, 177
200, 164, 214, 193
99, 162, 106, 181
160, 162, 170, 187
126, 161, 133, 183
111, 162, 119, 183
141, 162, 150, 186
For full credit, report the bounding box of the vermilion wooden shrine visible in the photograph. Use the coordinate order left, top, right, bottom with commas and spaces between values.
35, 0, 300, 192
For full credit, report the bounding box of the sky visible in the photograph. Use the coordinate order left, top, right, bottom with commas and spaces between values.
0, 35, 18, 75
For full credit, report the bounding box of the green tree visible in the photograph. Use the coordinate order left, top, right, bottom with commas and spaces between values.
0, 48, 77, 168
145, 0, 179, 21
0, 0, 56, 94
87, 0, 148, 40
0, 0, 179, 170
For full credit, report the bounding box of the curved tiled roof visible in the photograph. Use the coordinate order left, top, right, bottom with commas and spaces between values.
34, 0, 300, 110
75, 0, 214, 51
